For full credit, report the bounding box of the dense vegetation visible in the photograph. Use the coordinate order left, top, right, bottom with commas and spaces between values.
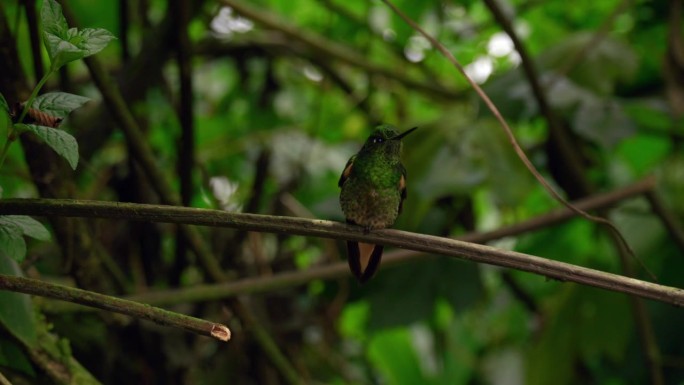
0, 0, 683, 384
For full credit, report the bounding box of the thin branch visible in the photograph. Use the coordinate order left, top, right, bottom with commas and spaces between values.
22, 0, 44, 83
221, 0, 463, 100
125, 263, 346, 308
173, 0, 195, 208
551, 0, 631, 85
316, 0, 441, 82
382, 0, 655, 281
645, 190, 684, 253
0, 274, 230, 342
0, 370, 11, 385
44, 177, 657, 311
57, 4, 304, 381
1, 198, 683, 308
481, 2, 662, 381
376, 0, 577, 222
171, 0, 195, 283
119, 0, 130, 61
195, 34, 378, 121
480, 0, 592, 199
456, 177, 655, 244
59, 1, 226, 282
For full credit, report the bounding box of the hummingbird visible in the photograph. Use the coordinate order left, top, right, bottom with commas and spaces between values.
338, 124, 417, 283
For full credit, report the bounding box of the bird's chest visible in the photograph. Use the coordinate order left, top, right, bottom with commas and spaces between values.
340, 180, 401, 229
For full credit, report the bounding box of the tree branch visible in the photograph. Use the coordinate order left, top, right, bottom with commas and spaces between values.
43, 177, 659, 311
645, 190, 684, 253
59, 1, 225, 283
0, 274, 230, 342
480, 3, 663, 380
482, 0, 593, 199
1, 193, 682, 307
221, 0, 463, 100
0, 371, 11, 385
22, 0, 44, 82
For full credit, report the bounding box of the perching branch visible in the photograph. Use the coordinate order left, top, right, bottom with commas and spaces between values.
1, 193, 683, 307
42, 177, 661, 311
0, 274, 230, 342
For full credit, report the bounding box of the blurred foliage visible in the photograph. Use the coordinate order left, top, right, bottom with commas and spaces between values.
1, 0, 683, 384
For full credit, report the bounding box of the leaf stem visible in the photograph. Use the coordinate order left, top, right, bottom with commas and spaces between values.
17, 70, 53, 124
0, 70, 54, 170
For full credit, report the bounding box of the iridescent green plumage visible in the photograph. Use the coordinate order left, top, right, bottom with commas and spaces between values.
338, 124, 416, 282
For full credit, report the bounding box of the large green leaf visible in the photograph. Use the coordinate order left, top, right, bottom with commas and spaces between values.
367, 328, 428, 385
43, 30, 87, 70
0, 216, 50, 262
0, 220, 26, 262
538, 32, 638, 95
0, 216, 50, 241
40, 0, 69, 37
0, 251, 38, 347
365, 259, 483, 330
77, 28, 117, 56
18, 123, 79, 169
527, 286, 632, 385
572, 99, 636, 149
0, 337, 35, 376
32, 92, 90, 119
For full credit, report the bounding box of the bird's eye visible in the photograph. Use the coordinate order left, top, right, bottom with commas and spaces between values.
372, 137, 383, 144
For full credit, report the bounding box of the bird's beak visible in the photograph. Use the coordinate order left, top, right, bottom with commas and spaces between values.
391, 126, 418, 140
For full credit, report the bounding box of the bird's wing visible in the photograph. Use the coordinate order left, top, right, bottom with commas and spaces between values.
398, 163, 407, 214
338, 154, 356, 187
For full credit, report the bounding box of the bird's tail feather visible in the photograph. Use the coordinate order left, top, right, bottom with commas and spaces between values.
346, 241, 384, 283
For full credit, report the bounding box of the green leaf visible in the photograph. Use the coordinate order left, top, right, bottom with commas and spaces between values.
43, 32, 86, 70
32, 92, 90, 119
78, 28, 117, 57
40, 0, 69, 38
19, 123, 79, 169
367, 328, 429, 385
0, 221, 26, 262
0, 251, 38, 347
0, 93, 9, 113
40, 0, 116, 70
0, 216, 50, 241
366, 259, 483, 330
527, 286, 632, 385
572, 99, 636, 149
0, 337, 36, 376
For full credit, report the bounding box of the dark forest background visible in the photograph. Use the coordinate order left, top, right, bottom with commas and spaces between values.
1, 0, 684, 384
